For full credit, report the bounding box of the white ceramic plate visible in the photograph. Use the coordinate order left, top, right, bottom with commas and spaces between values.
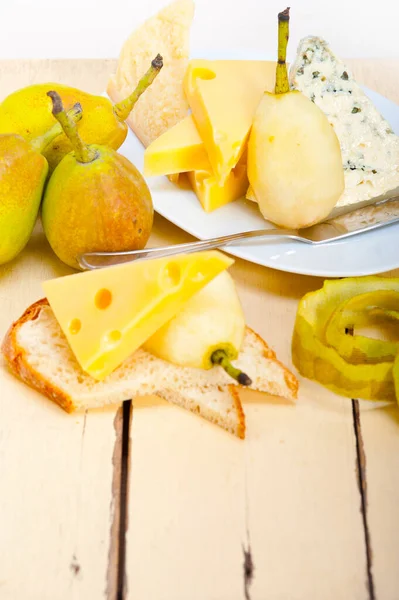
116, 72, 399, 278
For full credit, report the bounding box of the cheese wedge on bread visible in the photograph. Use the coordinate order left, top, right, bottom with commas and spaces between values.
1, 300, 298, 439
41, 251, 233, 381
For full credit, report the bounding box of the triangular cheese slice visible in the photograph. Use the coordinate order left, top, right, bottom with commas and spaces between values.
42, 251, 233, 380
184, 59, 277, 182
144, 115, 211, 176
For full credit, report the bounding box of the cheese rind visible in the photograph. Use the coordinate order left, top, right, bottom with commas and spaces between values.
144, 115, 211, 176
42, 251, 234, 380
184, 60, 277, 182
106, 0, 194, 148
290, 36, 399, 208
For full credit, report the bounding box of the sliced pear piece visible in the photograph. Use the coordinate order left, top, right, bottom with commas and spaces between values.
143, 271, 252, 385
247, 8, 344, 229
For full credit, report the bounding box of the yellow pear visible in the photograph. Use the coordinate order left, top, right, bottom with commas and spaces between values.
247, 8, 344, 229
0, 56, 162, 173
143, 271, 252, 385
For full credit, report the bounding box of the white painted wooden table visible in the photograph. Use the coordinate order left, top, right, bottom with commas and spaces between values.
0, 59, 398, 600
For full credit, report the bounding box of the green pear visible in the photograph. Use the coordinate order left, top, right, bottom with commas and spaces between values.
42, 92, 154, 270
0, 103, 82, 265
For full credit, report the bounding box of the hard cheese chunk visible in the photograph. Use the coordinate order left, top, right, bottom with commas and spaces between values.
42, 251, 233, 381
106, 0, 194, 147
290, 36, 399, 208
188, 153, 248, 212
184, 60, 276, 182
144, 115, 211, 176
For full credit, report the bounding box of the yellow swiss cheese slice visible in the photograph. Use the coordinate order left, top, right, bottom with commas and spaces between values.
184, 60, 276, 182
144, 115, 211, 176
42, 251, 234, 381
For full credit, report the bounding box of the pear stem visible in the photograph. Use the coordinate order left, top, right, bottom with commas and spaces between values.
47, 91, 97, 163
113, 54, 164, 122
30, 102, 83, 153
211, 350, 252, 386
275, 7, 290, 95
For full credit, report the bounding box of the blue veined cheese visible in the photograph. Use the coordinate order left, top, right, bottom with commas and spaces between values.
289, 36, 399, 208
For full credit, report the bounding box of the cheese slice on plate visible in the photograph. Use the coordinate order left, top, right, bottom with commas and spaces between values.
144, 115, 211, 176
188, 152, 248, 212
290, 36, 399, 208
184, 59, 276, 182
42, 251, 233, 381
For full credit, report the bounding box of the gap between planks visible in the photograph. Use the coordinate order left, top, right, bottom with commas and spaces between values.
107, 396, 375, 600
241, 398, 376, 600
352, 399, 376, 600
106, 400, 132, 600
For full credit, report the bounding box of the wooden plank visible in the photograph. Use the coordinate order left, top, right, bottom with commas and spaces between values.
0, 61, 120, 600
355, 271, 399, 600
237, 266, 367, 600
125, 225, 368, 598
346, 61, 399, 600
357, 400, 399, 600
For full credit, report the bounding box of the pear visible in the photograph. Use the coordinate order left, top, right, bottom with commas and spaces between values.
0, 55, 163, 173
0, 104, 82, 265
42, 92, 154, 270
143, 271, 252, 385
247, 8, 344, 229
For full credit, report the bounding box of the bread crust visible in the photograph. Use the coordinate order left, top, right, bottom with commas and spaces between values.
2, 299, 298, 438
248, 328, 298, 400
1, 299, 248, 438
1, 299, 76, 413
157, 384, 246, 439
229, 386, 246, 439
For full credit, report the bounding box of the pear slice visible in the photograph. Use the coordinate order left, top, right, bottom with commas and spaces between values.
143, 271, 252, 385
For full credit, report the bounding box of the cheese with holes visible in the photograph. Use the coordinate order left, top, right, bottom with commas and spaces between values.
290, 36, 399, 207
42, 251, 233, 380
144, 115, 211, 176
188, 153, 248, 212
184, 60, 276, 182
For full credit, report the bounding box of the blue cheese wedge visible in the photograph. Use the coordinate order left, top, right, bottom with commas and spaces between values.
289, 36, 399, 208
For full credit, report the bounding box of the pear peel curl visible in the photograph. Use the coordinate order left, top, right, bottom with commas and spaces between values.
292, 276, 399, 403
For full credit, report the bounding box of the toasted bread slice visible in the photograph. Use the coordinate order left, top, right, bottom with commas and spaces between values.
107, 0, 194, 147
2, 300, 297, 438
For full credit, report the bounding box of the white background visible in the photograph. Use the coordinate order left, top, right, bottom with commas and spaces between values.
0, 0, 398, 60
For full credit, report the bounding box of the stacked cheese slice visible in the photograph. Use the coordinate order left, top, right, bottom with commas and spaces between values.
144, 59, 276, 212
